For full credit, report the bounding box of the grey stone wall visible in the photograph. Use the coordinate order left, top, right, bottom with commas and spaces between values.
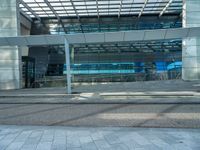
182, 0, 200, 80
0, 0, 21, 89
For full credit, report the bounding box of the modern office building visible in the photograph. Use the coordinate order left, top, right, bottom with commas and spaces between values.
0, 0, 199, 91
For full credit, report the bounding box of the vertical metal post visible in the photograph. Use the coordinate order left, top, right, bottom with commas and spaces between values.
64, 38, 71, 94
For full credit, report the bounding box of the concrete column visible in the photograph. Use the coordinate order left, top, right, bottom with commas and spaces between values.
64, 38, 71, 94
0, 0, 21, 89
182, 0, 200, 80
70, 46, 74, 81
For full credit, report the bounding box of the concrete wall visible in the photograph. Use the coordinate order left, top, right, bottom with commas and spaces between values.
182, 0, 200, 80
0, 0, 21, 89
20, 25, 30, 56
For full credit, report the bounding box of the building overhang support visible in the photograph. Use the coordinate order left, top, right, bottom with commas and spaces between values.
159, 0, 173, 17
64, 38, 71, 94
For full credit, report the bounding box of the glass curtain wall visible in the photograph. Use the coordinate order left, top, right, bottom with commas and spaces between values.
62, 40, 182, 83
32, 15, 182, 83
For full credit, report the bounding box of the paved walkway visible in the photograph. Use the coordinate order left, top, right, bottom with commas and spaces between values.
0, 95, 200, 104
0, 80, 200, 104
0, 125, 199, 150
0, 80, 200, 97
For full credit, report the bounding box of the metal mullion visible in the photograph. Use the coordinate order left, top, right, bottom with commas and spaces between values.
108, 0, 110, 15
60, 1, 69, 16
96, 0, 99, 19
42, 0, 57, 16
44, 0, 67, 33
83, 0, 89, 16
69, 0, 80, 20
138, 0, 149, 18
24, 0, 178, 5
20, 0, 41, 21
61, 2, 164, 7
118, 0, 123, 18
48, 2, 181, 7
128, 0, 136, 15
70, 0, 165, 3
90, 6, 172, 10
159, 0, 173, 17
37, 1, 49, 17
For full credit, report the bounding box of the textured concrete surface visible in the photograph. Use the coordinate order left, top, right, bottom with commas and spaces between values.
0, 80, 200, 128
1, 96, 200, 104
0, 103, 200, 128
0, 80, 200, 104
182, 0, 200, 80
0, 0, 21, 90
73, 80, 200, 93
0, 80, 200, 96
0, 125, 199, 150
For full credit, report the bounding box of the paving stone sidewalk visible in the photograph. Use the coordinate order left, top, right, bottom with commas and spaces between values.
0, 125, 199, 150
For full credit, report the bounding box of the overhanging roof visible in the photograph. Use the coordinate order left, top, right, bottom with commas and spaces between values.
0, 27, 199, 46
20, 0, 182, 19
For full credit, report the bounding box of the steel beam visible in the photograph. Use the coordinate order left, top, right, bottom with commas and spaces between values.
20, 0, 41, 21
96, 0, 100, 19
44, 0, 67, 33
69, 0, 80, 20
118, 0, 123, 18
138, 0, 149, 18
159, 0, 173, 17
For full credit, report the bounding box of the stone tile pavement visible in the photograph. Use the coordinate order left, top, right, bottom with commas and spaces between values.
0, 125, 199, 150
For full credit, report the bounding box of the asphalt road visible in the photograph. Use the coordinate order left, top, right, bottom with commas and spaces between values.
0, 103, 199, 128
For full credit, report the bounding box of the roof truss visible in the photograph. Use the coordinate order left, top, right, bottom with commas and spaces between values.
20, 0, 182, 19
159, 0, 173, 17
20, 0, 41, 21
43, 0, 67, 33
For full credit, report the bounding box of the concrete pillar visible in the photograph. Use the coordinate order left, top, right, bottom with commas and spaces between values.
0, 0, 21, 89
182, 0, 200, 80
70, 46, 74, 81
64, 38, 71, 94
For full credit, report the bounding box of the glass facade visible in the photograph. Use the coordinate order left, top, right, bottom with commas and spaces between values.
23, 0, 183, 84
48, 19, 181, 34
60, 39, 182, 82
43, 16, 182, 34
32, 16, 182, 83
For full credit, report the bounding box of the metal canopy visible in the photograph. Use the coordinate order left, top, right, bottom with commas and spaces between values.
20, 0, 182, 19
0, 27, 199, 46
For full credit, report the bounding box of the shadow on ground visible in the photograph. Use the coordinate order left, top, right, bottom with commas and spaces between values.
0, 103, 199, 128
